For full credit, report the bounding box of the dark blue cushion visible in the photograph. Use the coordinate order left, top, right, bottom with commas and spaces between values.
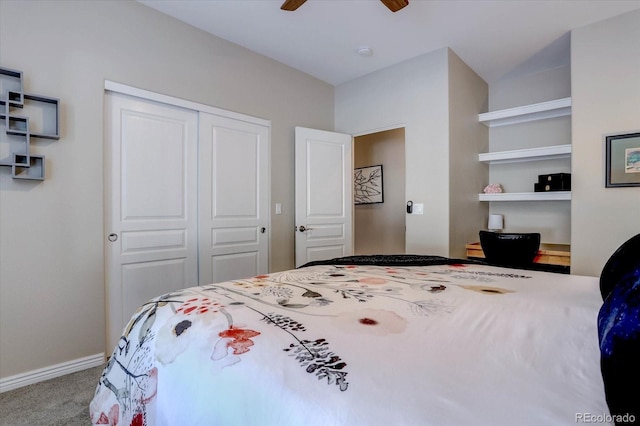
600, 233, 640, 300
598, 233, 640, 422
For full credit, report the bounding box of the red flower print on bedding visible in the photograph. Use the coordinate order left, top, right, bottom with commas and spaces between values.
130, 412, 145, 426
357, 277, 388, 285
211, 326, 261, 371
94, 404, 119, 425
332, 308, 407, 336
176, 297, 222, 315
218, 327, 261, 355
156, 297, 227, 364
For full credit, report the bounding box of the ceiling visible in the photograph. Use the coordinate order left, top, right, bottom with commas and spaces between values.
138, 0, 640, 86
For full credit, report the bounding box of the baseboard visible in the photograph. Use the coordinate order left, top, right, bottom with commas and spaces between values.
0, 353, 105, 393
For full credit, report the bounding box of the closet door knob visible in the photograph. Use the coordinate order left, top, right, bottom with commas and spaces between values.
107, 233, 118, 242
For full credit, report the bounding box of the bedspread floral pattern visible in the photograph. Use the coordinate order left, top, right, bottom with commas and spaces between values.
90, 262, 529, 426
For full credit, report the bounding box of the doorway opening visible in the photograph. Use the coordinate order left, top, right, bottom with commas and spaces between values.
353, 127, 406, 255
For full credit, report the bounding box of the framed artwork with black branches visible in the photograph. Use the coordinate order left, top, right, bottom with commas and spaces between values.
354, 164, 383, 204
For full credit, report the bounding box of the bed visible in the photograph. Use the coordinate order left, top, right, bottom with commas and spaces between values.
90, 247, 638, 426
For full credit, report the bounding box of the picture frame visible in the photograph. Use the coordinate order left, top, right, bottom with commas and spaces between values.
606, 132, 640, 188
354, 164, 383, 204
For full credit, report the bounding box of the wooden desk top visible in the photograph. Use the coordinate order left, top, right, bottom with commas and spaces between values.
465, 242, 571, 267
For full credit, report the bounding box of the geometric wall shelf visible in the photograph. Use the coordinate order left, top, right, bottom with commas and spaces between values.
0, 66, 60, 181
12, 154, 45, 180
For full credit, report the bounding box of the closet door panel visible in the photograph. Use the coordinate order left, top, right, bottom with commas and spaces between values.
105, 92, 198, 351
198, 113, 269, 285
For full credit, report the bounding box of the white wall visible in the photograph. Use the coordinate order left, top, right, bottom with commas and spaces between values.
336, 48, 487, 258
354, 128, 406, 255
487, 66, 572, 243
336, 49, 452, 255
0, 0, 334, 379
571, 9, 640, 276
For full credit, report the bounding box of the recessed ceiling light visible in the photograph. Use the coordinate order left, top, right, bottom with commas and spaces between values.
357, 46, 373, 57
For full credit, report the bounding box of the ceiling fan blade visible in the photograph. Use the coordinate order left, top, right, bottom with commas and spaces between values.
380, 0, 409, 12
281, 0, 307, 11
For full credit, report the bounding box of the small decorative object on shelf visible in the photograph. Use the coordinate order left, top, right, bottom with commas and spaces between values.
0, 66, 60, 181
487, 214, 504, 232
483, 183, 503, 194
534, 173, 571, 192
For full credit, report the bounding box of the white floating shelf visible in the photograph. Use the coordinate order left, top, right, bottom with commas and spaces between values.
479, 144, 572, 164
479, 97, 572, 127
479, 192, 571, 202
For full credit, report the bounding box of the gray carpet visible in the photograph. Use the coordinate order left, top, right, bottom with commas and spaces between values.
0, 365, 104, 426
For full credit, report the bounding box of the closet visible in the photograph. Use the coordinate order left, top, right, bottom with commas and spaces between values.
104, 83, 269, 350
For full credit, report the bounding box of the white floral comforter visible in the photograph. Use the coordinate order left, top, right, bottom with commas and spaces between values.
90, 257, 609, 426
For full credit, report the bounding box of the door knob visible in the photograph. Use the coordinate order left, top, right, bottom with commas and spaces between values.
260, 227, 266, 233
107, 233, 118, 242
298, 225, 313, 232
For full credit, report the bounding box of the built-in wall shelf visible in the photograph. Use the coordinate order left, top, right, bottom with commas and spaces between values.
479, 97, 572, 203
479, 191, 571, 202
479, 144, 571, 164
478, 97, 572, 127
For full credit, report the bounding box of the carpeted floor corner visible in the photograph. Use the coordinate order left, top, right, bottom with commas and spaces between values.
0, 365, 104, 426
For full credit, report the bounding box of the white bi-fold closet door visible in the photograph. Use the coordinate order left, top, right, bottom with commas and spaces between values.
104, 86, 269, 351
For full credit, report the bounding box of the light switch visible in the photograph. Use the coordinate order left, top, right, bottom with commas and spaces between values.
275, 203, 282, 215
413, 203, 424, 215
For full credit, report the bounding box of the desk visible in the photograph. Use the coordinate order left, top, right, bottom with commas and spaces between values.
465, 242, 571, 273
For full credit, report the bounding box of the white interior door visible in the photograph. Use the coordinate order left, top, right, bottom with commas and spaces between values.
105, 92, 198, 351
198, 112, 269, 284
295, 126, 353, 267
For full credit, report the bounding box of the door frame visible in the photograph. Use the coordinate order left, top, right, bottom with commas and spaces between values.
104, 81, 271, 127
351, 123, 406, 139
352, 124, 407, 255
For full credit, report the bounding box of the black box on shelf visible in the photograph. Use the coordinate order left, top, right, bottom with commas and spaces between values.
535, 173, 571, 192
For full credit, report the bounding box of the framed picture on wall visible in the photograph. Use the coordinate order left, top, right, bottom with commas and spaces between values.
354, 164, 384, 204
606, 132, 640, 187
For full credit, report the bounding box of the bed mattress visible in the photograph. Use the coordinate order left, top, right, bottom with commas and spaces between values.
90, 256, 608, 425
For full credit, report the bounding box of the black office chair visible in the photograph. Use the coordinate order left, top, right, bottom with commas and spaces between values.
479, 231, 541, 268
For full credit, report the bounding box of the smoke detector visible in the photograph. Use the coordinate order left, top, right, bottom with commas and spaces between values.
357, 46, 373, 57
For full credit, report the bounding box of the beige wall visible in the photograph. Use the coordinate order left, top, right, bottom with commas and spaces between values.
571, 9, 640, 276
354, 128, 406, 255
0, 0, 333, 378
448, 51, 489, 258
2, 0, 638, 384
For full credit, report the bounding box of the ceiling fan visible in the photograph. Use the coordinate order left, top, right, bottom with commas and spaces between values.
281, 0, 409, 13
